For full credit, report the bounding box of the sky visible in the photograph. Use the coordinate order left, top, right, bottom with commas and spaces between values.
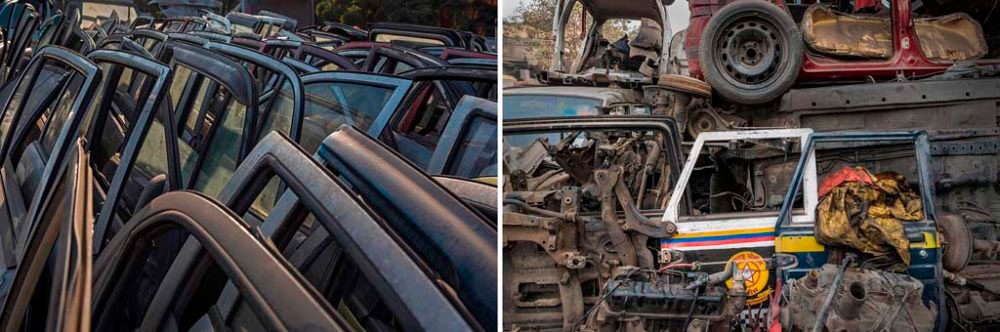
501, 0, 692, 37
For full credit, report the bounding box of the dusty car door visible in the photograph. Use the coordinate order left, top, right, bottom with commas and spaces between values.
0, 3, 39, 83
361, 44, 449, 74
84, 49, 175, 254
129, 29, 168, 60
293, 43, 359, 72
425, 95, 497, 179
316, 126, 497, 328
773, 131, 943, 329
90, 43, 258, 253
0, 46, 101, 263
368, 22, 467, 49
91, 190, 346, 331
660, 129, 817, 309
213, 130, 496, 330
202, 41, 305, 145
295, 71, 412, 152
433, 175, 498, 225
377, 68, 495, 171
0, 139, 91, 331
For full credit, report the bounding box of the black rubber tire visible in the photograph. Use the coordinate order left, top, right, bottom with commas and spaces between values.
938, 213, 972, 272
699, 0, 803, 105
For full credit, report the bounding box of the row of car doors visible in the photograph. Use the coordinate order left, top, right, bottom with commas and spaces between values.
0, 13, 497, 332
5, 130, 497, 331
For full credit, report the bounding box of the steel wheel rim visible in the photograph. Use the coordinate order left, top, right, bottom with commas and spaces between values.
712, 13, 785, 90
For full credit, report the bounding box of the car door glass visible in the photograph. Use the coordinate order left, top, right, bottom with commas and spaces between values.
0, 64, 68, 150
39, 74, 85, 157
5, 152, 75, 331
183, 82, 212, 137
177, 81, 219, 188
167, 66, 193, 113
300, 81, 393, 152
256, 200, 404, 331
133, 115, 170, 181
447, 116, 496, 178
392, 61, 413, 74
79, 63, 114, 141
94, 227, 189, 330
258, 80, 294, 138
299, 212, 403, 331
192, 100, 247, 198
383, 83, 449, 168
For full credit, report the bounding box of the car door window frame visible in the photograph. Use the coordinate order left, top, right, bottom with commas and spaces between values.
315, 126, 497, 328
0, 139, 91, 332
1, 47, 101, 256
215, 132, 479, 331
88, 49, 175, 253
426, 95, 497, 177
91, 191, 346, 331
203, 41, 304, 144
299, 71, 412, 141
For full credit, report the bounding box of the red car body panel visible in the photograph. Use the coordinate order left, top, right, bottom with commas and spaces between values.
686, 0, 958, 83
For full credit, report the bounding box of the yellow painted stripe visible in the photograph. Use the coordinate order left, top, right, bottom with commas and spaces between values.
776, 231, 939, 253
775, 236, 825, 253
673, 227, 775, 239
910, 232, 940, 249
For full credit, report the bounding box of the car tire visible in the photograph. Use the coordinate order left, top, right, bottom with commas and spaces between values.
699, 0, 802, 105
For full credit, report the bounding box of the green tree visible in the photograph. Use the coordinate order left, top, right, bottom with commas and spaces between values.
315, 0, 496, 35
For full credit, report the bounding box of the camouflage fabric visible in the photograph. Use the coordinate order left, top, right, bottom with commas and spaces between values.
816, 167, 924, 266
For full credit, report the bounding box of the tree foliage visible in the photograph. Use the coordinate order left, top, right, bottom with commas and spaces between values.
315, 0, 497, 36
503, 0, 638, 71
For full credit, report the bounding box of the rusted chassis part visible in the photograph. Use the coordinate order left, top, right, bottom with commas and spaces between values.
503, 170, 678, 330
503, 118, 685, 331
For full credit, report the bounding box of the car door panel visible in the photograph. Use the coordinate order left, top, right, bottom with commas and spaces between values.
215, 132, 477, 331
87, 49, 174, 254
0, 47, 101, 261
92, 191, 345, 331
426, 95, 497, 178
0, 138, 90, 332
299, 71, 411, 148
317, 126, 497, 328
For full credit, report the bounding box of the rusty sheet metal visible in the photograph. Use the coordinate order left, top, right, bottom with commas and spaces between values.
914, 13, 988, 61
801, 5, 892, 58
816, 167, 924, 266
801, 5, 987, 61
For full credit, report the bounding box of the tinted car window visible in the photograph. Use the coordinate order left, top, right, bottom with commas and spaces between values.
133, 116, 170, 179
39, 75, 85, 156
382, 83, 449, 168
0, 65, 69, 150
448, 116, 496, 178
258, 80, 294, 138
300, 81, 393, 152
193, 101, 247, 197
503, 94, 601, 119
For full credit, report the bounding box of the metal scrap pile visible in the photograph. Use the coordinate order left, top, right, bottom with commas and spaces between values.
816, 166, 924, 268
503, 124, 753, 331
